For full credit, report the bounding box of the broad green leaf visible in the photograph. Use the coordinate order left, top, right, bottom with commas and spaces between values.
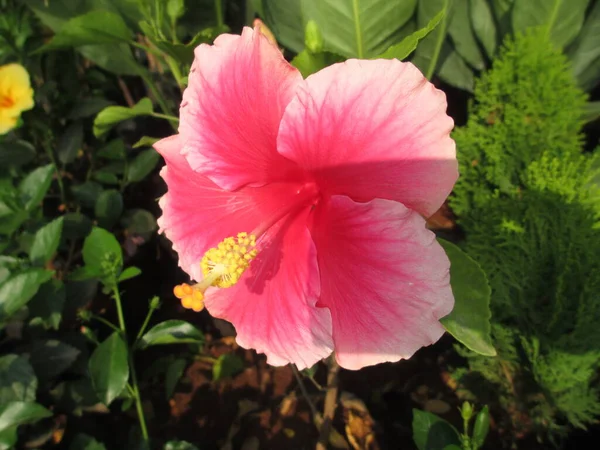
19, 164, 54, 211
29, 217, 64, 265
568, 0, 600, 89
438, 239, 496, 356
89, 332, 129, 406
71, 181, 103, 209
62, 212, 93, 240
438, 48, 475, 92
413, 0, 452, 79
377, 8, 445, 60
212, 353, 244, 381
448, 0, 485, 70
262, 0, 306, 53
126, 149, 160, 184
512, 0, 589, 48
93, 171, 120, 185
118, 266, 142, 282
469, 0, 496, 58
0, 426, 17, 450
94, 190, 123, 229
164, 441, 199, 450
412, 409, 461, 450
93, 98, 153, 138
0, 140, 36, 167
40, 10, 133, 50
97, 139, 126, 160
69, 433, 107, 450
582, 102, 600, 123
0, 402, 52, 433
165, 358, 186, 400
68, 98, 114, 120
82, 227, 123, 278
138, 320, 204, 349
57, 121, 84, 165
0, 355, 37, 404
303, 0, 418, 58
0, 269, 53, 322
29, 340, 80, 381
27, 279, 66, 330
80, 44, 145, 76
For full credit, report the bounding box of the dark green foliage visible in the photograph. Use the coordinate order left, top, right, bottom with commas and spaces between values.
451, 29, 600, 441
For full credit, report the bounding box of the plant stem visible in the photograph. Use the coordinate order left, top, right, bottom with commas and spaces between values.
215, 0, 224, 28
316, 356, 340, 450
91, 314, 121, 333
141, 73, 177, 132
41, 137, 67, 208
151, 112, 179, 123
135, 303, 158, 342
112, 286, 127, 333
292, 365, 320, 419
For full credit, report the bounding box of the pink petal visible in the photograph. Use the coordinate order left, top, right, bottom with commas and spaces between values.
205, 208, 334, 369
278, 59, 458, 218
180, 27, 304, 190
155, 135, 306, 281
310, 195, 454, 370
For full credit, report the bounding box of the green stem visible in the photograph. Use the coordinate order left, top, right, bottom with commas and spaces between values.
130, 41, 164, 58
351, 0, 364, 58
151, 112, 179, 123
135, 304, 158, 342
165, 56, 185, 91
215, 0, 224, 28
41, 138, 67, 208
112, 287, 127, 333
141, 73, 176, 131
91, 314, 121, 333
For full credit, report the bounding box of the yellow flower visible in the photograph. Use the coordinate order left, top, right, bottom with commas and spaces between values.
0, 63, 34, 135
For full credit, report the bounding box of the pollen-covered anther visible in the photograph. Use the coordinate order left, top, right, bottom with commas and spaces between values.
200, 232, 258, 288
173, 283, 204, 312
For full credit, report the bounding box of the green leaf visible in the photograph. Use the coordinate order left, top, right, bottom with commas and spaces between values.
377, 7, 445, 60
82, 227, 123, 280
89, 332, 129, 406
568, 0, 600, 89
0, 402, 52, 434
0, 269, 53, 322
126, 149, 160, 184
19, 164, 54, 211
68, 98, 114, 120
438, 239, 496, 356
138, 320, 204, 349
69, 433, 107, 450
118, 266, 142, 282
165, 358, 186, 400
0, 140, 36, 167
27, 279, 66, 330
29, 217, 64, 265
304, 0, 418, 58
448, 0, 485, 70
0, 355, 37, 404
93, 171, 120, 185
291, 50, 344, 78
438, 48, 475, 92
582, 102, 600, 123
40, 10, 133, 51
472, 406, 490, 449
212, 354, 244, 381
412, 409, 461, 450
71, 181, 103, 209
469, 0, 496, 58
94, 189, 123, 229
93, 98, 154, 138
164, 441, 199, 450
512, 0, 589, 48
29, 340, 80, 381
79, 44, 145, 76
413, 0, 452, 79
63, 212, 93, 240
121, 209, 157, 241
262, 0, 306, 53
57, 121, 84, 165
132, 136, 160, 149
97, 139, 126, 161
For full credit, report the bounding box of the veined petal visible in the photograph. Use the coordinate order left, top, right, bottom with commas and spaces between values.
205, 208, 334, 369
278, 59, 458, 218
311, 195, 454, 370
155, 135, 305, 281
180, 27, 304, 190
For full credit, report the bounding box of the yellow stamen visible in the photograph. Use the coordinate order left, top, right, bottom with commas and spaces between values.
173, 283, 204, 312
200, 232, 258, 288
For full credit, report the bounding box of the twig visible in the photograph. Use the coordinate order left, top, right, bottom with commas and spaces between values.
316, 356, 340, 450
292, 365, 319, 419
117, 78, 135, 107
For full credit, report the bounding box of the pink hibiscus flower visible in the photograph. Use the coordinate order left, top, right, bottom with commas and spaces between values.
155, 26, 458, 370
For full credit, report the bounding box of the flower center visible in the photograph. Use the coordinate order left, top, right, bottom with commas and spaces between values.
0, 95, 15, 108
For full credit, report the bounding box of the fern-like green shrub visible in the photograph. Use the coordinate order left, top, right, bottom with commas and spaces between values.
450, 29, 600, 443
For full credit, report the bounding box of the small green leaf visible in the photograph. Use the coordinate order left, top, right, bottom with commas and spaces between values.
93, 98, 153, 138
377, 8, 445, 60
97, 139, 126, 161
132, 136, 160, 149
0, 355, 37, 404
138, 320, 204, 349
291, 50, 344, 78
412, 409, 461, 450
212, 354, 244, 381
121, 209, 157, 240
40, 11, 133, 51
118, 266, 142, 282
82, 227, 123, 280
29, 340, 80, 381
19, 164, 54, 211
126, 149, 160, 184
448, 0, 485, 70
68, 98, 114, 120
62, 212, 93, 240
166, 0, 185, 22
95, 190, 123, 229
0, 269, 54, 322
93, 171, 120, 185
0, 140, 36, 167
57, 121, 84, 165
89, 332, 129, 406
71, 181, 103, 209
165, 358, 186, 400
438, 49, 475, 92
0, 402, 52, 433
29, 217, 64, 265
439, 239, 496, 356
469, 0, 496, 59
80, 44, 146, 77
27, 280, 65, 330
69, 433, 107, 450
472, 406, 490, 449
164, 441, 199, 450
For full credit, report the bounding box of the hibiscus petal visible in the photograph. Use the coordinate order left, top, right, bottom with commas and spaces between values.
205, 208, 334, 369
155, 135, 305, 281
278, 59, 458, 217
311, 195, 453, 370
180, 27, 303, 190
